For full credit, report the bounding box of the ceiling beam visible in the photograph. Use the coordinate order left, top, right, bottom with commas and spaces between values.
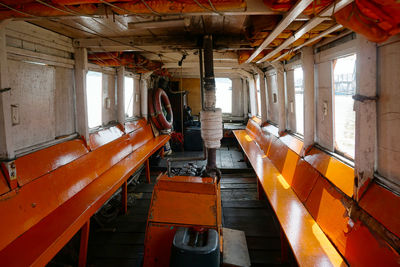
272, 24, 343, 62
257, 0, 354, 63
245, 0, 313, 63
163, 61, 239, 69
16, 0, 309, 20
73, 35, 249, 52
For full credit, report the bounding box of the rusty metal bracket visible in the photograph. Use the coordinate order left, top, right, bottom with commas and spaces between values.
0, 87, 11, 93
352, 94, 379, 102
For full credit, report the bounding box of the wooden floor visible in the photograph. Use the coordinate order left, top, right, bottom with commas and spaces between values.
154, 139, 250, 170
81, 141, 297, 266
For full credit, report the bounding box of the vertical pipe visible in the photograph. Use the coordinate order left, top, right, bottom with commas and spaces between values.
199, 49, 204, 110
203, 35, 216, 109
202, 35, 218, 175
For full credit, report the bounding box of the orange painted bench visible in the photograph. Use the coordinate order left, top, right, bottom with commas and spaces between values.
0, 119, 169, 267
235, 117, 400, 267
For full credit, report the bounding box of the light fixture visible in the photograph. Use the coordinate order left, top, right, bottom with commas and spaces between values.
128, 18, 190, 29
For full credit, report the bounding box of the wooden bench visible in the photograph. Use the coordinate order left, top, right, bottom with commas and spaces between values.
0, 119, 169, 267
235, 117, 400, 267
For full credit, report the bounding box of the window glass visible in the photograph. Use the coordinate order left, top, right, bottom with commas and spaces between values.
86, 71, 102, 128
294, 67, 304, 135
333, 54, 356, 159
124, 76, 134, 118
256, 75, 261, 116
215, 78, 232, 113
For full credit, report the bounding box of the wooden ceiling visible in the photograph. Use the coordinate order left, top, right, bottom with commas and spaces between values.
13, 0, 348, 76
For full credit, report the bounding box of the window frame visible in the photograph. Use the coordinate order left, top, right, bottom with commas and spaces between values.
124, 75, 135, 119
332, 53, 357, 160
86, 70, 103, 130
215, 77, 233, 115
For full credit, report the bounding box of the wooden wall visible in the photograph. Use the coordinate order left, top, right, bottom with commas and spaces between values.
377, 38, 400, 185
171, 78, 202, 115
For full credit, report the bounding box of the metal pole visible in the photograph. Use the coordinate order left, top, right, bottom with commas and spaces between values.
202, 35, 219, 179
199, 49, 204, 110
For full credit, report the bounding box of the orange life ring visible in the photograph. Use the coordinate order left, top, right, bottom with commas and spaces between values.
148, 89, 163, 130
153, 88, 173, 130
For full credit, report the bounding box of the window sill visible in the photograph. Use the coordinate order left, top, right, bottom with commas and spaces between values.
314, 144, 354, 168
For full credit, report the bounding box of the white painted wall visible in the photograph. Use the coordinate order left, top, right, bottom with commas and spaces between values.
377, 39, 400, 185
231, 78, 243, 117
266, 72, 279, 124
248, 76, 257, 117
102, 73, 117, 125
8, 60, 77, 150
55, 66, 75, 137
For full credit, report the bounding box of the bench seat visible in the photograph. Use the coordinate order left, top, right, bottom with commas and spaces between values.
0, 119, 169, 266
235, 117, 400, 267
234, 129, 346, 266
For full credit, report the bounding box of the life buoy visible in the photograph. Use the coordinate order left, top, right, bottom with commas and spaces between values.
148, 89, 163, 130
153, 88, 173, 130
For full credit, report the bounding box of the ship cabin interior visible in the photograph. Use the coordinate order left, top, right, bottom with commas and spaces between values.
0, 0, 399, 267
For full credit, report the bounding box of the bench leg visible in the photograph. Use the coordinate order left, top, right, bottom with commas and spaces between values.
79, 220, 90, 267
257, 179, 264, 200
160, 147, 165, 159
146, 159, 151, 184
121, 181, 128, 215
243, 153, 248, 163
280, 228, 288, 264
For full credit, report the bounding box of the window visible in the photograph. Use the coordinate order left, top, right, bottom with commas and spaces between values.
256, 75, 261, 117
215, 78, 232, 113
86, 71, 102, 128
294, 67, 304, 135
124, 76, 134, 118
333, 54, 356, 159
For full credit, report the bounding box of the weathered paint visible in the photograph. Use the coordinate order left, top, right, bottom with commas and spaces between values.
377, 37, 400, 186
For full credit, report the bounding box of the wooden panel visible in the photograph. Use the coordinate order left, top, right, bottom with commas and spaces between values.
290, 159, 320, 203
88, 125, 124, 151
156, 176, 215, 195
279, 134, 303, 156
149, 190, 217, 226
359, 183, 400, 238
304, 147, 354, 197
15, 139, 88, 186
306, 177, 400, 267
267, 138, 300, 184
129, 124, 155, 152
124, 119, 147, 133
171, 78, 201, 115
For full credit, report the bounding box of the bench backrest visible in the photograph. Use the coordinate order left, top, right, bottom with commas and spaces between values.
0, 119, 156, 252
244, 118, 400, 266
